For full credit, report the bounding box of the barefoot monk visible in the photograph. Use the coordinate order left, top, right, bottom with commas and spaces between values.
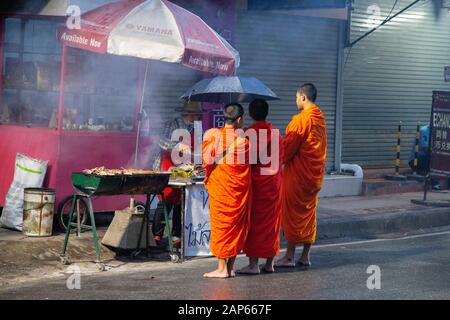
276, 83, 327, 268
237, 99, 284, 275
202, 103, 252, 278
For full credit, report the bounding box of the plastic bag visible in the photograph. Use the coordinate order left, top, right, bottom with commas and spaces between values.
0, 153, 48, 231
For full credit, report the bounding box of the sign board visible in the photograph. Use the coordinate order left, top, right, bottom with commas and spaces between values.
212, 109, 225, 128
183, 184, 212, 257
430, 91, 450, 177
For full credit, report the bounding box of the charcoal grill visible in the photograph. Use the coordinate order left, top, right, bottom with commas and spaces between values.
71, 172, 171, 196
61, 172, 178, 270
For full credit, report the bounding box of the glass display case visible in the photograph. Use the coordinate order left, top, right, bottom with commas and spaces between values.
0, 17, 61, 128
61, 47, 138, 131
0, 17, 138, 132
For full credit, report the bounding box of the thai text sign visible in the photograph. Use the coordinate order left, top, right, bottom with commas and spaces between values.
184, 184, 212, 257
430, 91, 450, 177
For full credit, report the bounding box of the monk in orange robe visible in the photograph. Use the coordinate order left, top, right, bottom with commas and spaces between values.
276, 83, 327, 268
236, 99, 284, 275
202, 103, 251, 278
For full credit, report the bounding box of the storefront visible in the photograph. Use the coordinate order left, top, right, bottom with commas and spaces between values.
0, 0, 237, 218
0, 14, 155, 214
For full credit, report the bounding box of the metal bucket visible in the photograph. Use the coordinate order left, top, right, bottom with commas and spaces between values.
23, 188, 56, 237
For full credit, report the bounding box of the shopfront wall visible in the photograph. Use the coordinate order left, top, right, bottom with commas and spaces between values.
234, 10, 340, 171
342, 0, 450, 168
0, 1, 238, 207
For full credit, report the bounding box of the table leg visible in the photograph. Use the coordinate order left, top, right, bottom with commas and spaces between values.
62, 194, 77, 255
87, 197, 101, 263
161, 194, 174, 255
76, 199, 81, 237
145, 194, 151, 258
181, 186, 185, 263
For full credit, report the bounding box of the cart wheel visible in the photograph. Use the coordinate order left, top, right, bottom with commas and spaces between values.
134, 201, 146, 214
96, 263, 106, 272
170, 254, 180, 263
60, 256, 71, 265
56, 196, 89, 231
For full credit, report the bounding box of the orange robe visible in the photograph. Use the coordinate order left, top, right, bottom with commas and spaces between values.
243, 121, 283, 258
202, 128, 251, 259
282, 104, 327, 244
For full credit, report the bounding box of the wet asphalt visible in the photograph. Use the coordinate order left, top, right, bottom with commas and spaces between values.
1, 229, 450, 300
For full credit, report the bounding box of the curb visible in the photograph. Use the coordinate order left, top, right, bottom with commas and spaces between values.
317, 207, 450, 240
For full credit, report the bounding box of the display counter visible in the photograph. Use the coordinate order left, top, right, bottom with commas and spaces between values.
169, 179, 212, 261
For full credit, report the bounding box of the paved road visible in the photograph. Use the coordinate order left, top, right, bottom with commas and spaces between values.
1, 230, 450, 300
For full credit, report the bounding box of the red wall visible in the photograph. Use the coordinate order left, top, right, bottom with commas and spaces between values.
0, 125, 152, 210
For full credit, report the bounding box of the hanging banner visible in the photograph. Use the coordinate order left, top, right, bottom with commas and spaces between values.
430, 91, 450, 177
184, 184, 212, 257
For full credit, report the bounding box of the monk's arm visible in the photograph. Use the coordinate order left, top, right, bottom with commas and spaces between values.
283, 115, 310, 163
283, 132, 302, 163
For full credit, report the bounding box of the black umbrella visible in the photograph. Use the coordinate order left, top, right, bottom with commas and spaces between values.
181, 76, 279, 103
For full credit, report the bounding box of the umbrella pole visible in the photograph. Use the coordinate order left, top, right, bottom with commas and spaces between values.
134, 61, 150, 167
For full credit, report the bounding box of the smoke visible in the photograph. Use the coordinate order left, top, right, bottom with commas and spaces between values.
57, 46, 202, 171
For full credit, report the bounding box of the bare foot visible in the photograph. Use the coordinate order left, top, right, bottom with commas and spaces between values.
236, 265, 260, 275
203, 270, 230, 279
263, 264, 275, 273
274, 256, 295, 268
297, 260, 311, 268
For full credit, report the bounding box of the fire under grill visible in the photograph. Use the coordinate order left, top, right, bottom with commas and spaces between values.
71, 172, 172, 196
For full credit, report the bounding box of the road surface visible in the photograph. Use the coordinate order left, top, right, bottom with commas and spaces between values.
1, 229, 449, 300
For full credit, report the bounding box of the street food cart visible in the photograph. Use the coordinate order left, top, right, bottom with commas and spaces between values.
0, 16, 155, 228
0, 0, 239, 231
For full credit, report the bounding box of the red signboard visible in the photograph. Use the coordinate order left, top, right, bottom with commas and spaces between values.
430, 91, 450, 177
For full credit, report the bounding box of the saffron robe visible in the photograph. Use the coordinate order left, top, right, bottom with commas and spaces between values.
282, 104, 327, 244
202, 128, 252, 259
243, 121, 283, 258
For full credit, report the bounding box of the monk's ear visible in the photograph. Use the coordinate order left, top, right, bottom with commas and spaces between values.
237, 117, 244, 127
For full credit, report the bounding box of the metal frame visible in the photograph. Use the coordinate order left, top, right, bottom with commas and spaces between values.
61, 191, 178, 270
61, 194, 102, 268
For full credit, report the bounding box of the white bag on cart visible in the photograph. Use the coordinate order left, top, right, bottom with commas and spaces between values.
0, 153, 48, 231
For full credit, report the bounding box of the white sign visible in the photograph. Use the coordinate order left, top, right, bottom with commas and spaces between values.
184, 184, 212, 257
445, 67, 450, 82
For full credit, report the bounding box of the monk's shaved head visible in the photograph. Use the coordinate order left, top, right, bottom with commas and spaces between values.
223, 103, 244, 125
297, 83, 317, 103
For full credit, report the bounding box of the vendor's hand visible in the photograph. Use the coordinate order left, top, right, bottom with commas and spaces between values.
176, 143, 191, 154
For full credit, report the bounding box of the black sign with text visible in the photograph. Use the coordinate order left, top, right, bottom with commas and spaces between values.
430, 91, 450, 177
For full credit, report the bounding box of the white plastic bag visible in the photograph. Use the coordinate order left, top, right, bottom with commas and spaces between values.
0, 154, 48, 231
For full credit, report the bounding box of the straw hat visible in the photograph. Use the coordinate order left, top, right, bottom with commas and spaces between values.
176, 101, 203, 114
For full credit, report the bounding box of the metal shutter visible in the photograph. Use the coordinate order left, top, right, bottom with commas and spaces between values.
235, 11, 340, 171
343, 0, 450, 168
144, 61, 201, 132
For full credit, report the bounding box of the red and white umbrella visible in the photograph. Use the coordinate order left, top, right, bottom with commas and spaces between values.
58, 0, 240, 76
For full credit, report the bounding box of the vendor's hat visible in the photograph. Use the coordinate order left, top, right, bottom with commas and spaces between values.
176, 101, 203, 114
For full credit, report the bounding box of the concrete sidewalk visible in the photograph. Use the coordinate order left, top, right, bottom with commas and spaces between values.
0, 191, 449, 287
317, 191, 450, 240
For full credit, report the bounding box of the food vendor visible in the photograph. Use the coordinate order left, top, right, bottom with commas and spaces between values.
150, 101, 203, 246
